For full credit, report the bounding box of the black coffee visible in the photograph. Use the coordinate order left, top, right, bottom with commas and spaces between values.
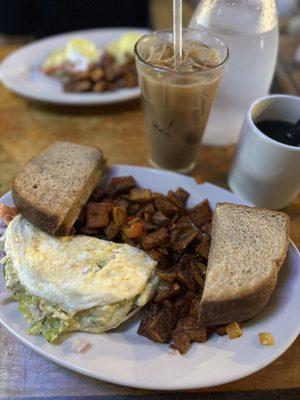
255, 119, 300, 147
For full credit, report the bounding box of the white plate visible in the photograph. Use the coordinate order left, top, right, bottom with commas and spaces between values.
0, 165, 299, 390
0, 28, 149, 105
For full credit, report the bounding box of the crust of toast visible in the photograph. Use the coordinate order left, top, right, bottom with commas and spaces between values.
200, 261, 278, 326
199, 203, 290, 327
12, 187, 61, 235
12, 141, 104, 236
12, 168, 102, 236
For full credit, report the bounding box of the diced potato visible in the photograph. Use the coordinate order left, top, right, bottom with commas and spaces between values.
142, 228, 169, 250
259, 333, 275, 346
215, 325, 227, 336
123, 222, 143, 238
90, 67, 104, 82
112, 206, 127, 227
225, 322, 243, 339
130, 188, 152, 203
86, 202, 111, 228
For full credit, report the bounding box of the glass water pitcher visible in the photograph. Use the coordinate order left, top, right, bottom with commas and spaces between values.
189, 0, 279, 145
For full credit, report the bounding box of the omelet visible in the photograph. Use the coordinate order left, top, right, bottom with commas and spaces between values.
2, 215, 158, 342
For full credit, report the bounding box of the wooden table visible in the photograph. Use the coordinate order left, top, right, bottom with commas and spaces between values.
0, 44, 299, 400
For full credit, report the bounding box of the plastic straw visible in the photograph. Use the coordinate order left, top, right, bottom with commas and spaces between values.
173, 0, 182, 66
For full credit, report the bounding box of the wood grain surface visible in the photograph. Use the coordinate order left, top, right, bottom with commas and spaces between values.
0, 44, 299, 399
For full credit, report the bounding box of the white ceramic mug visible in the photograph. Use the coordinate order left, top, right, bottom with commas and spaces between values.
228, 95, 300, 210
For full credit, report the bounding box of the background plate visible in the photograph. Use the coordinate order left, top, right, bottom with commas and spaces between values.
0, 165, 299, 390
0, 28, 149, 105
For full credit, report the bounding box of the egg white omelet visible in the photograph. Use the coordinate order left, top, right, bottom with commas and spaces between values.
1, 215, 158, 342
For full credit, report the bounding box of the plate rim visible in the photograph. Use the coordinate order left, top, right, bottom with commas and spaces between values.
0, 164, 299, 390
0, 27, 149, 105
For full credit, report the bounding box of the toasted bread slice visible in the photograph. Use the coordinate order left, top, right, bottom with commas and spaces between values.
12, 141, 104, 236
199, 203, 290, 326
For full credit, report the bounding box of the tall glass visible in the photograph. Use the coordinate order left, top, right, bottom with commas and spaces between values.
135, 29, 228, 173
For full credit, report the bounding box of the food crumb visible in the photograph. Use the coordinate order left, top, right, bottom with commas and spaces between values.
168, 347, 180, 356
194, 175, 205, 184
72, 339, 92, 353
0, 203, 19, 225
259, 333, 275, 346
225, 322, 243, 339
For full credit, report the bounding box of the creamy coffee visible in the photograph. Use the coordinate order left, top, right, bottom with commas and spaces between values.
135, 31, 228, 173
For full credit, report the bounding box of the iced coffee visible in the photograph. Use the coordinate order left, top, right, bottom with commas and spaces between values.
135, 29, 228, 173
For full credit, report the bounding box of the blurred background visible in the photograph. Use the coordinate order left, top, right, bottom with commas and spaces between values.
0, 0, 299, 95
0, 0, 299, 37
